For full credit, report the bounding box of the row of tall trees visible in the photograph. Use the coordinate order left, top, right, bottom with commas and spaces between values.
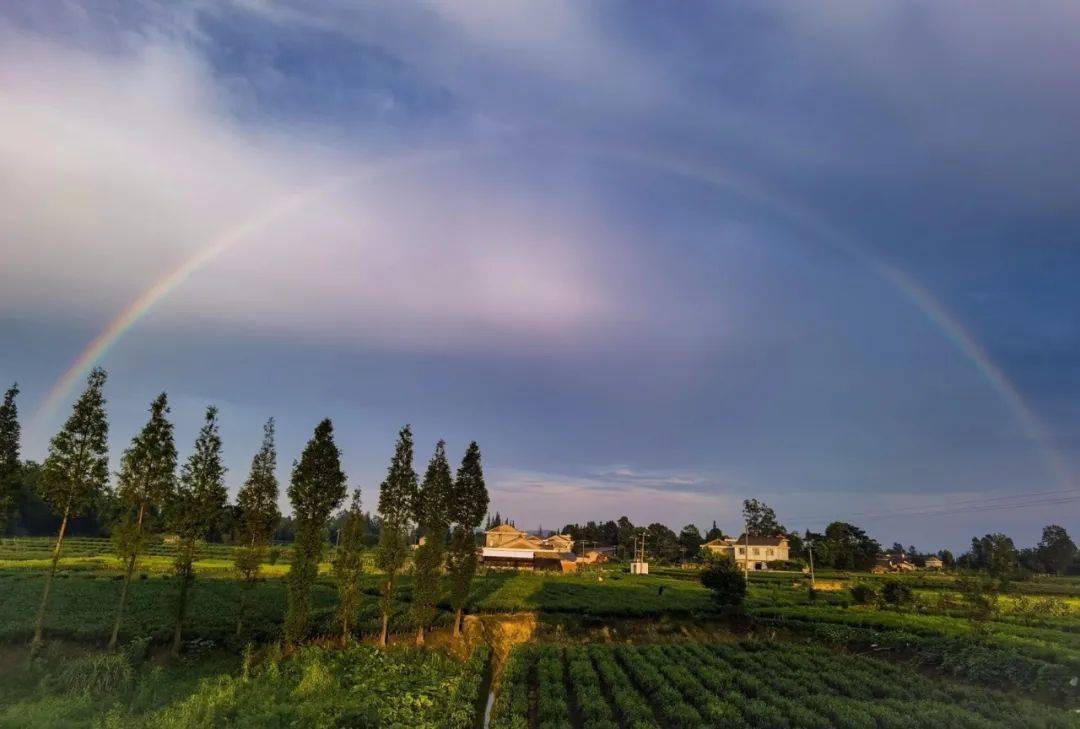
373, 428, 488, 645
10, 370, 488, 654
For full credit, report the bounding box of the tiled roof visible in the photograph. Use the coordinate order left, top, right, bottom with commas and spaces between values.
733, 535, 788, 547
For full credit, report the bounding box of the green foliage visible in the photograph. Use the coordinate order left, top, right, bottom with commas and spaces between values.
1036, 525, 1077, 576
444, 644, 490, 729
957, 575, 1001, 629
375, 425, 417, 644
645, 522, 681, 563
0, 382, 19, 532
169, 406, 228, 654
34, 367, 110, 650
881, 579, 914, 606
411, 440, 453, 641
810, 522, 881, 570
332, 489, 364, 643
743, 498, 784, 536
700, 553, 747, 607
849, 582, 877, 605
115, 393, 177, 516
233, 418, 281, 582
3, 644, 482, 728
447, 441, 488, 632
285, 418, 347, 644
536, 646, 571, 728
51, 651, 134, 696
489, 645, 532, 729
966, 533, 1019, 580
110, 392, 177, 647
493, 641, 1078, 729
677, 524, 703, 560
40, 368, 110, 519
169, 407, 227, 546
449, 441, 488, 529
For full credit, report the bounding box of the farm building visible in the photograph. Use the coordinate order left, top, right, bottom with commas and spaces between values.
923, 555, 944, 570
480, 524, 577, 572
703, 534, 789, 570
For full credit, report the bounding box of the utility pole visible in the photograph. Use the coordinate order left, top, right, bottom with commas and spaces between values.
807, 540, 816, 588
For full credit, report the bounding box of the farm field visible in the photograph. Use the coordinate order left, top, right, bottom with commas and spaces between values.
2, 537, 1079, 725
490, 642, 1078, 729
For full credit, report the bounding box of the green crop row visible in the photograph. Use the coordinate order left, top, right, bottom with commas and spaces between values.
565, 647, 616, 729
444, 644, 490, 729
492, 641, 1078, 728
586, 645, 655, 728
489, 646, 533, 729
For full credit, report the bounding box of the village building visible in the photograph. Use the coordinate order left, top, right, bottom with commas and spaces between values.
702, 534, 789, 571
923, 555, 944, 570
480, 524, 578, 572
872, 554, 917, 573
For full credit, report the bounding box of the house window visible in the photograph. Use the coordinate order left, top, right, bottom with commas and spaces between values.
752, 548, 760, 556
767, 549, 774, 557
737, 547, 745, 555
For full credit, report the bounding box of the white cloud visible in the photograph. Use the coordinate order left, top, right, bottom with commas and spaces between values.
0, 27, 622, 347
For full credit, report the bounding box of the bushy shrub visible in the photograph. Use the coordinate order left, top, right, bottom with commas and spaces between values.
881, 579, 914, 606
849, 582, 877, 605
700, 554, 746, 607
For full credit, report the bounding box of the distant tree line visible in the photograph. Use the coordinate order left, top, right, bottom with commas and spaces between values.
558, 497, 1078, 577
0, 372, 488, 654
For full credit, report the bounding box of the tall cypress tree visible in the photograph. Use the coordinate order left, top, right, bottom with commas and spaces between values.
108, 392, 177, 650
333, 489, 364, 646
0, 383, 19, 535
374, 425, 417, 646
285, 419, 347, 645
447, 441, 488, 637
169, 406, 227, 656
233, 418, 281, 636
33, 368, 109, 652
411, 440, 452, 645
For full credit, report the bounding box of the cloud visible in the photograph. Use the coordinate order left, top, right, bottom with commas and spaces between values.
0, 25, 623, 348
488, 467, 745, 530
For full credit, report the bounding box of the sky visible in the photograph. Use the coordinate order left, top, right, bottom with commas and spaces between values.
1, 1, 1078, 553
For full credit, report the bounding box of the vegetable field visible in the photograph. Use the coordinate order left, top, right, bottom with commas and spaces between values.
489, 641, 1079, 729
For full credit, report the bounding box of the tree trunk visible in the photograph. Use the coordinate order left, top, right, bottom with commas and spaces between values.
235, 535, 259, 638
416, 625, 425, 646
172, 539, 194, 657
379, 573, 394, 647
453, 607, 463, 638
31, 504, 70, 653
109, 501, 147, 651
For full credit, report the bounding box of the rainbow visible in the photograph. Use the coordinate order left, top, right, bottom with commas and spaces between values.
31, 150, 454, 435
31, 144, 1070, 488
32, 186, 317, 434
